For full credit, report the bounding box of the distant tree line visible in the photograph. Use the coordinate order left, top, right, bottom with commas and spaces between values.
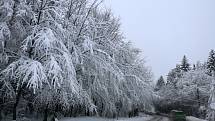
154, 49, 215, 119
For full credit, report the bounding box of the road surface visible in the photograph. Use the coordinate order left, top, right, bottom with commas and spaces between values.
147, 115, 170, 121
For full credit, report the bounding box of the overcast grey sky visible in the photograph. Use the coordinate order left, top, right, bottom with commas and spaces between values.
103, 0, 215, 79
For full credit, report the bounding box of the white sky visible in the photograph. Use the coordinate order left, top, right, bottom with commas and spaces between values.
103, 0, 215, 79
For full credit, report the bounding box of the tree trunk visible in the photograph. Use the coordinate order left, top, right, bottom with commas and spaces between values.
43, 104, 49, 121
197, 88, 200, 107
0, 109, 2, 121
37, 0, 44, 25
13, 88, 22, 121
70, 106, 73, 117
27, 102, 34, 114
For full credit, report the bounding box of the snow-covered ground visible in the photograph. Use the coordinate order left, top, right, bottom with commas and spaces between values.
60, 116, 207, 121
60, 116, 152, 121
1, 115, 207, 121
186, 116, 207, 121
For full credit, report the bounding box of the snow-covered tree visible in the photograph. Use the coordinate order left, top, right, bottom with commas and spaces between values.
0, 0, 153, 120
155, 76, 165, 91
180, 55, 190, 72
166, 64, 182, 88
0, 0, 87, 119
0, 26, 86, 120
177, 70, 212, 108
207, 71, 215, 121
207, 50, 215, 76
114, 42, 153, 114
196, 61, 207, 71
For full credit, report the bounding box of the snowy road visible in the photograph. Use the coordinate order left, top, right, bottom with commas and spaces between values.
60, 115, 170, 121
146, 116, 170, 121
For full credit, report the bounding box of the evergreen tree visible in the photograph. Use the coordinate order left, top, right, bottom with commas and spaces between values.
155, 76, 165, 91
207, 49, 215, 76
180, 55, 190, 72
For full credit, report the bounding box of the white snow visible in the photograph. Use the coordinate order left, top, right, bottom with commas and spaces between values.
116, 116, 152, 121
60, 116, 152, 121
186, 116, 206, 121
210, 103, 215, 110
60, 116, 208, 121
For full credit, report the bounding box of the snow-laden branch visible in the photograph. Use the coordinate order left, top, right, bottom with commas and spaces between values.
1, 57, 48, 92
